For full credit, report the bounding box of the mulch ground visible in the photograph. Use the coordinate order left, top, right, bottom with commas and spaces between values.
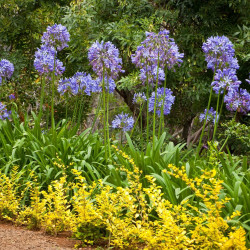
0, 221, 92, 250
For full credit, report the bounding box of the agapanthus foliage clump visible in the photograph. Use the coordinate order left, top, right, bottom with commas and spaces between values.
112, 112, 134, 132
131, 29, 184, 84
148, 87, 175, 116
41, 24, 70, 51
211, 68, 241, 94
133, 92, 147, 105
88, 40, 124, 80
224, 88, 250, 114
0, 102, 11, 120
34, 46, 65, 76
199, 107, 218, 124
202, 36, 239, 71
0, 59, 14, 84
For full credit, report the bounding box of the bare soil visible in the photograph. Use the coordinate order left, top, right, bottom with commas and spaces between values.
0, 221, 91, 250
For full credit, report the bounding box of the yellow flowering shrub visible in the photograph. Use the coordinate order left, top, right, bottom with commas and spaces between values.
0, 166, 20, 220
0, 152, 247, 249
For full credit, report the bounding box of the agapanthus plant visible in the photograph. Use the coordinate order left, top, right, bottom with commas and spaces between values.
211, 68, 241, 94
131, 30, 184, 71
88, 40, 124, 80
202, 36, 239, 71
148, 87, 175, 116
199, 107, 218, 124
34, 45, 65, 76
112, 112, 134, 132
96, 77, 116, 93
41, 24, 70, 51
0, 102, 11, 120
224, 88, 250, 114
0, 59, 14, 83
8, 94, 15, 100
133, 92, 147, 105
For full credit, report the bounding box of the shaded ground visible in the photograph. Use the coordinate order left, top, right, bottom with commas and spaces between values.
0, 221, 89, 250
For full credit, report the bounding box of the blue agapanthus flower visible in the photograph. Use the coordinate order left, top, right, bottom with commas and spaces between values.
199, 107, 218, 124
211, 68, 241, 94
96, 77, 116, 93
224, 88, 250, 114
202, 36, 239, 71
0, 102, 11, 120
0, 59, 14, 82
41, 24, 70, 51
34, 45, 65, 75
148, 87, 175, 116
139, 65, 165, 85
111, 112, 134, 132
133, 92, 147, 105
88, 41, 124, 80
131, 29, 184, 84
8, 94, 15, 100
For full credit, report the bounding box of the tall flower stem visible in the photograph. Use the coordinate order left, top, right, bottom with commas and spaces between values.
196, 87, 213, 158
39, 75, 45, 121
91, 94, 103, 133
212, 90, 221, 141
65, 92, 69, 121
130, 103, 144, 138
153, 53, 160, 148
146, 65, 150, 145
213, 91, 225, 141
158, 68, 167, 137
106, 76, 111, 158
51, 60, 56, 132
102, 72, 107, 162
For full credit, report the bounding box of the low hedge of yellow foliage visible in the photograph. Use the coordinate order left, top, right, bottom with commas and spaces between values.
0, 147, 247, 249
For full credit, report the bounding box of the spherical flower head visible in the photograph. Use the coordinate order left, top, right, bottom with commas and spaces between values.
0, 59, 14, 80
224, 88, 250, 114
131, 29, 184, 73
211, 68, 241, 94
139, 65, 165, 85
74, 72, 101, 95
88, 41, 124, 80
202, 36, 239, 71
0, 102, 11, 120
199, 107, 218, 124
148, 87, 175, 116
133, 92, 147, 105
41, 24, 70, 51
34, 45, 65, 75
111, 112, 134, 132
8, 94, 15, 100
96, 77, 116, 93
58, 78, 72, 95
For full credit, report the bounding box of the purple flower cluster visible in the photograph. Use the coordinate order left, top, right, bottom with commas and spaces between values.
41, 24, 70, 51
131, 29, 184, 85
34, 46, 65, 76
202, 36, 239, 71
111, 112, 134, 132
133, 92, 147, 105
96, 77, 116, 93
224, 88, 250, 114
58, 72, 101, 96
88, 41, 124, 80
8, 94, 15, 100
34, 24, 70, 76
0, 102, 11, 120
211, 68, 241, 94
0, 59, 14, 84
199, 107, 218, 124
148, 87, 175, 116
